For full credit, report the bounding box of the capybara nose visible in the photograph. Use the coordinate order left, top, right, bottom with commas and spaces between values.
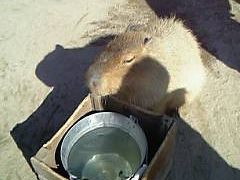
88, 75, 100, 92
90, 80, 97, 88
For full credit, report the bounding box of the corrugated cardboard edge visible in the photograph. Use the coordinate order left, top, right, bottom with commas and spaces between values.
31, 120, 177, 180
34, 95, 93, 168
142, 121, 177, 180
31, 157, 67, 180
31, 94, 177, 180
34, 94, 165, 168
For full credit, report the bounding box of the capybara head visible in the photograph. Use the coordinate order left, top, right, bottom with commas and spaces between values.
86, 31, 169, 109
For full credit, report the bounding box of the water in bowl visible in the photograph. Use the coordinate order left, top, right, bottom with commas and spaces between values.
81, 153, 132, 180
67, 127, 141, 180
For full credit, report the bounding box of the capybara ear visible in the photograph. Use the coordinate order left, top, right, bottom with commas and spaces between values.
55, 44, 64, 51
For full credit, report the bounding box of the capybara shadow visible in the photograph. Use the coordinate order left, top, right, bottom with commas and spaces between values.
10, 35, 115, 167
168, 117, 240, 180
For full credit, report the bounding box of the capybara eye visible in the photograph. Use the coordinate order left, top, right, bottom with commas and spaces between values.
143, 37, 152, 45
123, 56, 135, 64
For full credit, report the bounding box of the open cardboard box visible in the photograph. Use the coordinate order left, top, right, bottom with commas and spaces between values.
30, 94, 178, 180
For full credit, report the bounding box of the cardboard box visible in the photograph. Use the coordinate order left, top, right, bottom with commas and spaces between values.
31, 94, 177, 180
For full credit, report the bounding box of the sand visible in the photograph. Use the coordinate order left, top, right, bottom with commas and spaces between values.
0, 0, 240, 179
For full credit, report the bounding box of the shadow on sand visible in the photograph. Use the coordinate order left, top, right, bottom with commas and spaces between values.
10, 2, 240, 178
145, 0, 240, 72
10, 35, 114, 168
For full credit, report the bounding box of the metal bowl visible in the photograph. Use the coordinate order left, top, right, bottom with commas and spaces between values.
60, 112, 148, 180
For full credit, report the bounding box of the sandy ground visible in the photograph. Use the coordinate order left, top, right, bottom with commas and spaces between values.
0, 0, 240, 179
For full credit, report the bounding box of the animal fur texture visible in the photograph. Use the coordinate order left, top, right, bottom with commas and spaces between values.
86, 17, 206, 114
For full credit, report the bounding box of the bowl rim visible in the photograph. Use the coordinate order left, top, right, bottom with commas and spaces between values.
60, 111, 148, 178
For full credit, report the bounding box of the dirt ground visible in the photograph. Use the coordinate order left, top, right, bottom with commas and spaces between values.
0, 0, 240, 179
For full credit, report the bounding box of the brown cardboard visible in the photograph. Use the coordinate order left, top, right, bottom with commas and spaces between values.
31, 94, 177, 180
